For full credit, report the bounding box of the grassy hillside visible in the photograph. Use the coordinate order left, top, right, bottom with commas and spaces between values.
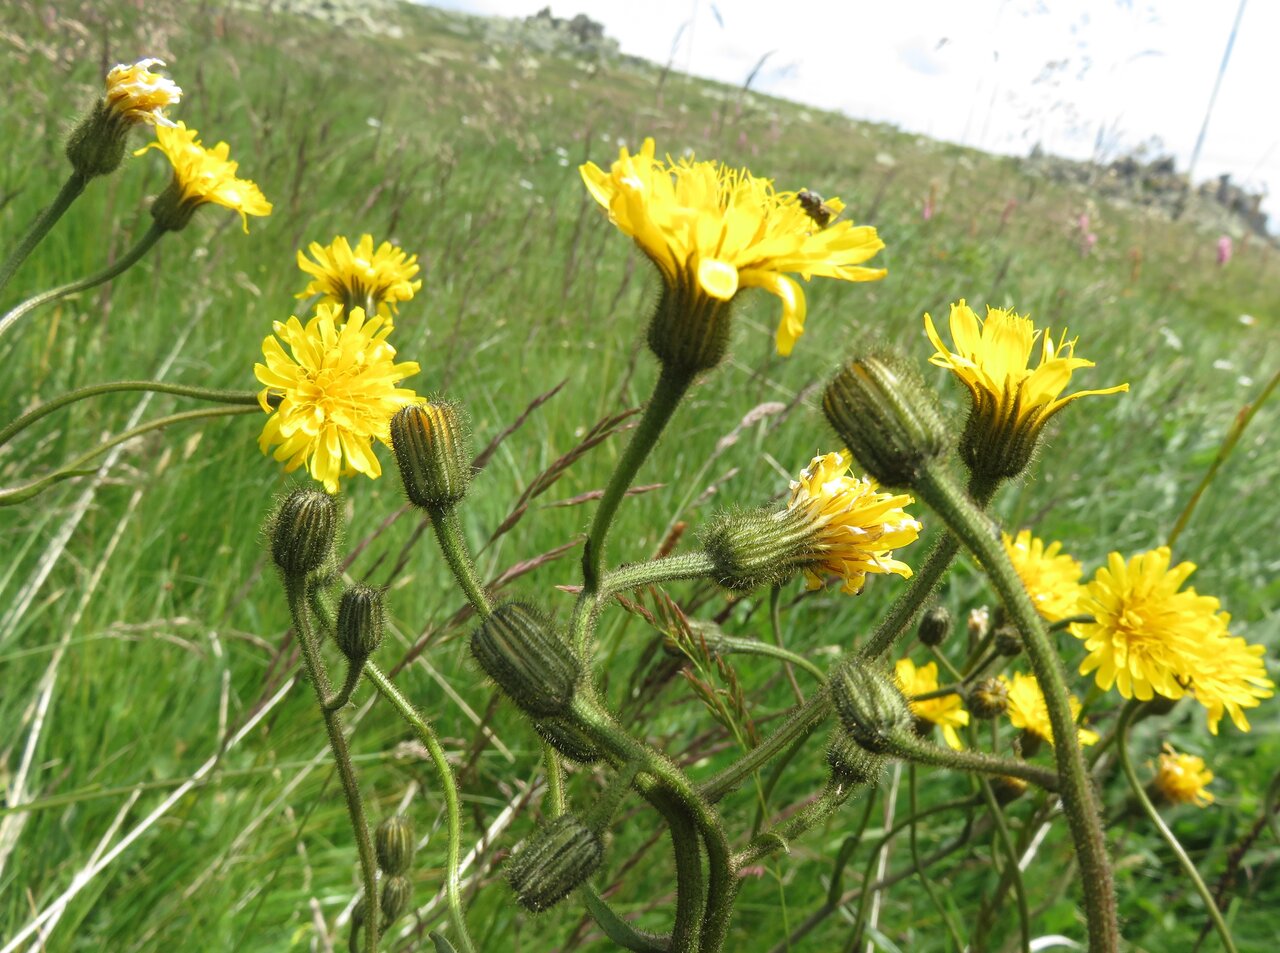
0, 1, 1276, 950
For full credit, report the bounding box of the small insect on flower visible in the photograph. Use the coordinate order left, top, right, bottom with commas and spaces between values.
796, 189, 843, 228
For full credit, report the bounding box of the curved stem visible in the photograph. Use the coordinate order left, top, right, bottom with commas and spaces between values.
915, 463, 1118, 952
0, 221, 165, 341
0, 172, 88, 297
364, 661, 477, 953
703, 632, 826, 682
1115, 700, 1237, 953
0, 381, 259, 449
582, 363, 694, 592
324, 660, 364, 712
699, 691, 830, 803
0, 405, 258, 506
284, 578, 379, 953
427, 503, 492, 619
736, 782, 855, 869
583, 885, 672, 952
890, 731, 1059, 792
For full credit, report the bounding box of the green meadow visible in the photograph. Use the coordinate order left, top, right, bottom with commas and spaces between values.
1, 1, 1277, 950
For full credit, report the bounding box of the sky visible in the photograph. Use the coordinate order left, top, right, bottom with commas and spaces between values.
421, 0, 1278, 228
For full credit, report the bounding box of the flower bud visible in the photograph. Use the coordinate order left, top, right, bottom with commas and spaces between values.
390, 401, 473, 509
917, 605, 951, 647
968, 677, 1010, 719
376, 815, 415, 876
471, 603, 579, 718
648, 280, 735, 374
270, 487, 338, 577
995, 625, 1023, 657
533, 716, 602, 765
826, 729, 887, 787
65, 103, 130, 179
823, 352, 949, 489
829, 660, 911, 754
380, 874, 413, 926
702, 507, 814, 593
506, 814, 604, 913
336, 585, 384, 662
992, 775, 1028, 804
149, 178, 201, 232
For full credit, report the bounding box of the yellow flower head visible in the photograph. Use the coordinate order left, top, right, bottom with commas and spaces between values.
1071, 547, 1273, 732
135, 121, 272, 231
1152, 745, 1214, 807
1001, 672, 1099, 748
1003, 529, 1084, 622
255, 304, 421, 493
297, 234, 423, 318
104, 58, 181, 126
580, 139, 886, 362
925, 301, 1128, 479
786, 451, 922, 594
895, 658, 969, 750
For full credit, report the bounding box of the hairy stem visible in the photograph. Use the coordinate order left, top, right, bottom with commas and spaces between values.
0, 172, 87, 298
427, 503, 492, 619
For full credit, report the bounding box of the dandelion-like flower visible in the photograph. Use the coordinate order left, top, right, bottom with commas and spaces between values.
925, 300, 1128, 479
786, 451, 922, 594
895, 658, 969, 750
104, 58, 181, 126
1151, 745, 1214, 807
297, 234, 422, 318
1071, 547, 1274, 732
1003, 529, 1084, 622
1001, 672, 1098, 748
135, 121, 272, 232
580, 139, 886, 368
255, 304, 420, 493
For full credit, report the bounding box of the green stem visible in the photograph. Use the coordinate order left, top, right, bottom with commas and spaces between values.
909, 765, 965, 951
0, 221, 165, 340
427, 503, 492, 619
703, 633, 826, 682
698, 691, 830, 803
364, 661, 477, 953
324, 660, 364, 712
915, 463, 1118, 953
583, 886, 671, 953
889, 731, 1059, 791
0, 172, 88, 297
284, 578, 379, 953
1115, 700, 1237, 953
602, 551, 716, 592
0, 405, 258, 506
0, 381, 260, 449
736, 782, 854, 868
975, 757, 1031, 952
582, 363, 694, 592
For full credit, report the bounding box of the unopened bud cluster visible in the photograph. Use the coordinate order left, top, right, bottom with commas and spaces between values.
471, 602, 579, 718
506, 813, 604, 912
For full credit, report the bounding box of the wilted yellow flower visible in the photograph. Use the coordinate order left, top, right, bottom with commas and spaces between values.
580, 139, 885, 363
1003, 529, 1084, 622
1071, 547, 1273, 732
297, 234, 422, 318
1001, 672, 1098, 747
895, 658, 969, 750
135, 121, 272, 231
787, 451, 921, 594
1152, 745, 1214, 807
255, 304, 420, 493
925, 301, 1128, 479
104, 58, 181, 126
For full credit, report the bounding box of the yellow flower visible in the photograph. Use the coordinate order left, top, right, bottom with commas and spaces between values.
104, 58, 181, 126
924, 300, 1128, 479
297, 234, 422, 318
135, 121, 272, 231
786, 451, 921, 594
1001, 672, 1098, 747
895, 658, 969, 750
255, 304, 420, 493
1071, 547, 1273, 732
1003, 529, 1084, 622
1152, 745, 1214, 807
580, 138, 886, 361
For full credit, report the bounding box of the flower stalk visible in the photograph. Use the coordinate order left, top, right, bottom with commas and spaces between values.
0, 172, 88, 297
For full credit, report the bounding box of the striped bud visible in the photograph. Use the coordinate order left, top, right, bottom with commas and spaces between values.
376, 815, 415, 876
506, 814, 604, 913
270, 487, 337, 577
390, 401, 472, 509
471, 603, 579, 718
534, 716, 602, 765
968, 677, 1010, 719
826, 729, 887, 787
830, 659, 911, 754
336, 585, 384, 662
380, 874, 413, 926
917, 605, 951, 647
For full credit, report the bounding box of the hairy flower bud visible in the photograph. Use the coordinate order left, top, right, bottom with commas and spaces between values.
534, 716, 603, 765
648, 280, 736, 374
270, 487, 337, 577
823, 352, 949, 489
968, 677, 1010, 719
380, 874, 413, 926
506, 814, 604, 913
992, 775, 1028, 804
390, 400, 472, 509
830, 660, 911, 754
917, 605, 951, 647
336, 585, 384, 662
826, 729, 887, 787
376, 815, 415, 876
471, 603, 579, 718
702, 507, 814, 593
995, 625, 1023, 657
